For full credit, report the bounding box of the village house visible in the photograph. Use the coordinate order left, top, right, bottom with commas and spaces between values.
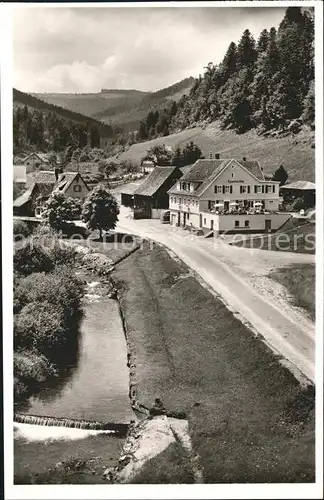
121, 166, 182, 219
280, 180, 316, 209
13, 168, 90, 217
23, 152, 54, 170
168, 155, 290, 233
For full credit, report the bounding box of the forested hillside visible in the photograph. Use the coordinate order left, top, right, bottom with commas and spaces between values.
13, 89, 114, 154
33, 78, 194, 133
136, 7, 314, 141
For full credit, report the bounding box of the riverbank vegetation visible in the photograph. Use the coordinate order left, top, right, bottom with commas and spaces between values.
14, 229, 85, 405
112, 242, 315, 483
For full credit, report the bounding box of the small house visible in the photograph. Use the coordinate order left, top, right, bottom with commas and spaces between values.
13, 169, 90, 217
123, 166, 182, 219
280, 181, 316, 208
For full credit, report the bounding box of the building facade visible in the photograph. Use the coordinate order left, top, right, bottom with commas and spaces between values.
13, 170, 90, 217
168, 158, 288, 233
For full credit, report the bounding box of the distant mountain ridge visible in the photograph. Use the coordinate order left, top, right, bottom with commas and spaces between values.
14, 88, 114, 136
32, 77, 195, 132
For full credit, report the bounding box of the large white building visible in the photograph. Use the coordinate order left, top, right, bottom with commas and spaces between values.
168, 156, 289, 233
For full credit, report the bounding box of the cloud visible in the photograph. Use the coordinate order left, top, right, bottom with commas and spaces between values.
13, 6, 286, 93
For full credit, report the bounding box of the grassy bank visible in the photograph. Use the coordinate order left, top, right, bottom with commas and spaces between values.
232, 218, 315, 254
113, 122, 315, 182
112, 242, 315, 483
269, 263, 315, 321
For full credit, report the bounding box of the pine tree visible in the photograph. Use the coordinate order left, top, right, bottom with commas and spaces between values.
272, 165, 288, 185
221, 42, 238, 79
236, 29, 257, 70
257, 29, 270, 53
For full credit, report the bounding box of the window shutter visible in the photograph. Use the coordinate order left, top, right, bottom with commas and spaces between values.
262, 185, 265, 194
248, 185, 250, 194
214, 186, 217, 194
230, 185, 233, 194
254, 185, 257, 193
223, 185, 225, 194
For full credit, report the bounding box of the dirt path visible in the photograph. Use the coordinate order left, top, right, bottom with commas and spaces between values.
116, 214, 315, 383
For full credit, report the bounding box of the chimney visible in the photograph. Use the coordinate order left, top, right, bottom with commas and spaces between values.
215, 153, 220, 160
242, 157, 247, 162
54, 168, 59, 181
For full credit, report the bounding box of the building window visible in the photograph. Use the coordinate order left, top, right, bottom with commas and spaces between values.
224, 185, 231, 194
196, 200, 198, 206
235, 220, 240, 228
208, 200, 214, 210
187, 213, 190, 220
187, 183, 190, 191
73, 184, 81, 192
255, 185, 262, 194
170, 197, 173, 203
244, 220, 249, 227
232, 173, 235, 178
214, 185, 223, 194
240, 185, 247, 194
204, 218, 206, 225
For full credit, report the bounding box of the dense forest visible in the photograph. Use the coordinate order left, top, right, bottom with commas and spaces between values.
13, 89, 114, 153
136, 7, 314, 142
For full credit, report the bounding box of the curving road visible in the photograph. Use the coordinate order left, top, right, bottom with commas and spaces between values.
116, 210, 315, 384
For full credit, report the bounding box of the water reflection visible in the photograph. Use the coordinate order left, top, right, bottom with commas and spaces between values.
18, 274, 134, 423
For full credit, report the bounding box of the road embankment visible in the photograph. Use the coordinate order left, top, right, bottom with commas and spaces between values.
111, 241, 315, 483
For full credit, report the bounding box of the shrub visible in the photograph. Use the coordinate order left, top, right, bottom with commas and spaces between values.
14, 267, 84, 322
13, 220, 31, 241
14, 301, 67, 356
14, 240, 55, 276
292, 197, 306, 212
14, 351, 57, 401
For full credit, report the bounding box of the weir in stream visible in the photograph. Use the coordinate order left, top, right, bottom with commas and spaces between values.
14, 414, 130, 437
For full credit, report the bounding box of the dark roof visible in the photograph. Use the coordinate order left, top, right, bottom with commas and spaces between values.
33, 171, 56, 184
280, 181, 316, 191
13, 171, 85, 208
168, 158, 265, 196
134, 166, 179, 197
180, 159, 227, 182
241, 159, 265, 181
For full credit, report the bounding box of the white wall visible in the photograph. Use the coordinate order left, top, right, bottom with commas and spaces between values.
200, 160, 280, 208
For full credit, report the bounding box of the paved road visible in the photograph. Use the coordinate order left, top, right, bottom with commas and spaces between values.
116, 212, 315, 384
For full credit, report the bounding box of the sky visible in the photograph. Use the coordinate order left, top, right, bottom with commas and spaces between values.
13, 5, 286, 94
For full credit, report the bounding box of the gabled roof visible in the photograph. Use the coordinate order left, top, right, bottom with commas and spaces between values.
280, 181, 316, 191
168, 157, 266, 197
134, 166, 179, 197
180, 159, 227, 182
241, 159, 264, 181
13, 185, 35, 207
13, 171, 87, 208
24, 152, 50, 163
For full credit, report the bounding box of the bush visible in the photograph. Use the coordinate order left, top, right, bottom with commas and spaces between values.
14, 351, 57, 401
14, 240, 55, 276
14, 301, 67, 356
292, 197, 306, 212
14, 267, 84, 322
13, 220, 31, 241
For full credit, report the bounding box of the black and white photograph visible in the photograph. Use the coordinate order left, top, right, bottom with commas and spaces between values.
1, 1, 323, 498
